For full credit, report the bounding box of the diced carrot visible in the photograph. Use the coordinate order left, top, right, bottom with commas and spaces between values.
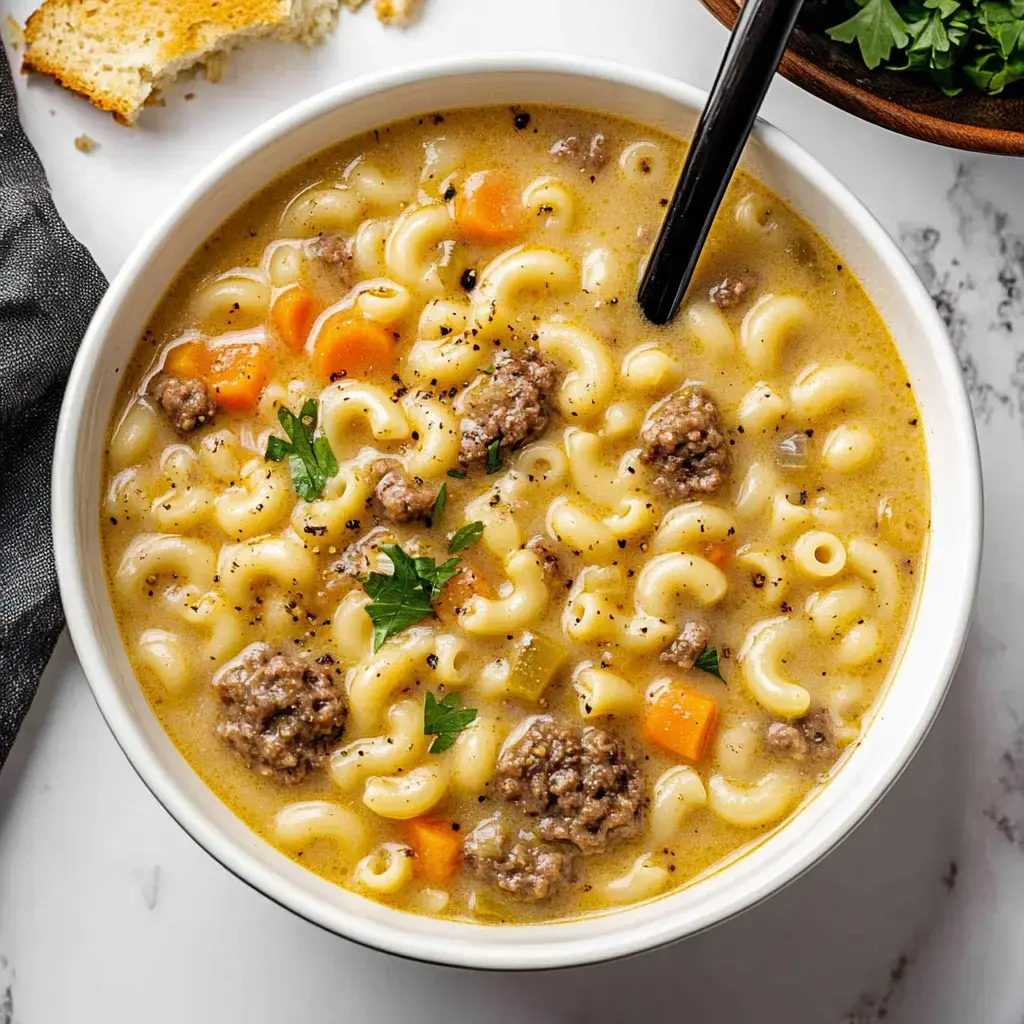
312, 312, 394, 380
163, 339, 209, 380
207, 343, 271, 413
704, 543, 732, 570
271, 284, 316, 353
434, 567, 492, 626
454, 169, 524, 243
644, 685, 719, 764
405, 818, 462, 883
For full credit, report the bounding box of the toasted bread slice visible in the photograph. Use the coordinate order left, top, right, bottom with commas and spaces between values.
22, 0, 341, 124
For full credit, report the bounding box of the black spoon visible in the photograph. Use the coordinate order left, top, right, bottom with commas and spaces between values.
638, 0, 806, 325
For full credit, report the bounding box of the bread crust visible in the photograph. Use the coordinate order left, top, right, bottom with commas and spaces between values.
21, 0, 338, 124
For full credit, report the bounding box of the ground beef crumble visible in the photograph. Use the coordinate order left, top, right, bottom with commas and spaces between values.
150, 373, 216, 432
212, 643, 347, 783
660, 620, 710, 669
495, 718, 645, 854
458, 349, 555, 471
639, 384, 728, 500
308, 233, 352, 272
549, 132, 607, 172
371, 458, 439, 523
708, 275, 751, 310
764, 708, 837, 762
463, 818, 575, 902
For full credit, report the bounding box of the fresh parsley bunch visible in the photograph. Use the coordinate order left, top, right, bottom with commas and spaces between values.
817, 0, 1024, 95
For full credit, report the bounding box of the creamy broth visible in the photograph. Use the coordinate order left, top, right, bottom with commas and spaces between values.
100, 105, 928, 923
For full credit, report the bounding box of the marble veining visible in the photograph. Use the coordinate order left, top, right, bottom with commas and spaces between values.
839, 854, 963, 1023
137, 864, 162, 911
898, 163, 1024, 428
985, 708, 1024, 849
0, 956, 14, 1024
842, 954, 913, 1024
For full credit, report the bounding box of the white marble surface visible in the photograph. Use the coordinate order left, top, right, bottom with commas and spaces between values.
1, 0, 1023, 1020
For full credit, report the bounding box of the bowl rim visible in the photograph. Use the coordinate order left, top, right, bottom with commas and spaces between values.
52, 51, 983, 971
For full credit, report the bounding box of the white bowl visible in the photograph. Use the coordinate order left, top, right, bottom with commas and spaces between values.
52, 53, 982, 971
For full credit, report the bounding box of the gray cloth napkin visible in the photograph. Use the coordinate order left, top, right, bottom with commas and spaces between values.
0, 46, 107, 768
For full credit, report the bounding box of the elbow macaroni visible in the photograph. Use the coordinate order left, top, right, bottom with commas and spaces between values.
738, 618, 811, 718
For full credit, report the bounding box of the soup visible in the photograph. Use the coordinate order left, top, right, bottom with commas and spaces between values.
100, 105, 928, 922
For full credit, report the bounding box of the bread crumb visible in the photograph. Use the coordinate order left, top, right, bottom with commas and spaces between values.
74, 133, 99, 153
374, 0, 421, 25
185, 92, 196, 100
204, 51, 226, 83
3, 13, 25, 49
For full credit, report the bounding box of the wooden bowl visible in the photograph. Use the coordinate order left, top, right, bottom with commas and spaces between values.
699, 0, 1024, 155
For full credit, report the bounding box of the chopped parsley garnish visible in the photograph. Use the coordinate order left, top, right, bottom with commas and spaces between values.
485, 437, 503, 474
431, 482, 447, 526
424, 691, 477, 753
360, 543, 461, 651
448, 521, 485, 555
817, 0, 1024, 95
446, 468, 468, 479
412, 554, 462, 600
264, 399, 337, 501
694, 647, 725, 683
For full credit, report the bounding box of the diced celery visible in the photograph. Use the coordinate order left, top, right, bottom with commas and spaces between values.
505, 632, 568, 702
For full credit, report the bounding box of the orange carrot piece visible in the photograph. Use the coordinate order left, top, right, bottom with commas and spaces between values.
434, 567, 492, 626
163, 339, 209, 380
207, 343, 271, 413
704, 543, 732, 570
405, 818, 462, 883
312, 313, 394, 380
644, 686, 719, 764
271, 285, 316, 353
454, 169, 524, 243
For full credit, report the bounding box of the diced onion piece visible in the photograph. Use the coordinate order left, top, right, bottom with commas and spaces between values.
775, 432, 808, 470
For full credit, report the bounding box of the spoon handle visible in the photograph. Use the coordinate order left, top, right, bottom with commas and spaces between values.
638, 0, 806, 325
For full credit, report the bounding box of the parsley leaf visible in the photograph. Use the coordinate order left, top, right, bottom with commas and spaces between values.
448, 521, 485, 555
424, 691, 478, 753
431, 482, 447, 527
828, 0, 910, 68
694, 647, 726, 683
359, 544, 464, 650
264, 399, 337, 501
413, 555, 462, 600
485, 437, 503, 475
361, 544, 435, 652
446, 468, 468, 480
979, 0, 1024, 56
964, 47, 1024, 90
